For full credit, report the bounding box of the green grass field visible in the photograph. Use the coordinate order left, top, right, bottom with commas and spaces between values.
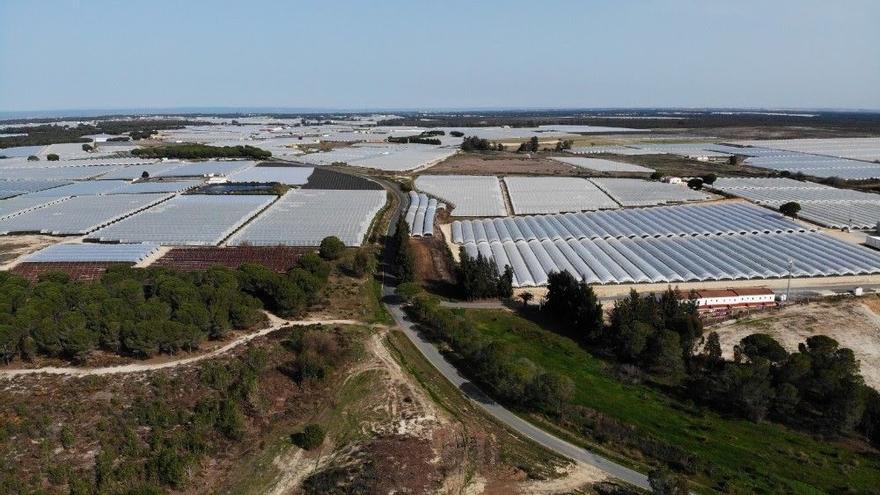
461, 309, 880, 494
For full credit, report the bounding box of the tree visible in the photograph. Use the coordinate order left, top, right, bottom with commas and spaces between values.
544, 271, 603, 342
394, 218, 416, 283
81, 143, 93, 152
141, 171, 150, 179
779, 202, 801, 218
27, 155, 39, 161
449, 130, 464, 137
701, 173, 717, 185
348, 247, 376, 278
736, 333, 788, 364
650, 171, 663, 181
519, 292, 534, 307
729, 154, 745, 166
46, 153, 59, 161
291, 424, 325, 450
460, 136, 492, 152
318, 236, 345, 260
686, 178, 703, 190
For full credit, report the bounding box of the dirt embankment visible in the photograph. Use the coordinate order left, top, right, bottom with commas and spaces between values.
713, 298, 880, 390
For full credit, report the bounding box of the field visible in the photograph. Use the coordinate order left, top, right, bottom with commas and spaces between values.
598, 153, 775, 178
10, 261, 129, 281
151, 246, 311, 273
425, 152, 580, 176
714, 297, 880, 390
457, 308, 880, 494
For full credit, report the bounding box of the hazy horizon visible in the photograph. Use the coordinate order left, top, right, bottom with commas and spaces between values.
2, 0, 879, 113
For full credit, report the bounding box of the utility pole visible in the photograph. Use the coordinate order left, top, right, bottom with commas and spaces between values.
784, 259, 794, 305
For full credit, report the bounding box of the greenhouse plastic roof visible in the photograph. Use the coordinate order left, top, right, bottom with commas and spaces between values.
24, 243, 160, 263
89, 194, 274, 246
228, 189, 386, 247
414, 175, 507, 217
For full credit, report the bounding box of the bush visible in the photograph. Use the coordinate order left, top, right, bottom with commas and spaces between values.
46, 153, 59, 161
291, 424, 325, 450
779, 201, 801, 218
318, 236, 345, 260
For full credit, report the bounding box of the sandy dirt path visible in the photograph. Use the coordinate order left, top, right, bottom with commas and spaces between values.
0, 312, 361, 378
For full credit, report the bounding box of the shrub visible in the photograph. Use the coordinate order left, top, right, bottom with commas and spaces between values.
318, 236, 345, 260
291, 424, 325, 450
46, 153, 60, 161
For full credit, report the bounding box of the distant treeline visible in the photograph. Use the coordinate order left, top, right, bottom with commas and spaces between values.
0, 119, 202, 149
377, 110, 880, 134
387, 130, 445, 145
0, 256, 330, 363
132, 144, 272, 160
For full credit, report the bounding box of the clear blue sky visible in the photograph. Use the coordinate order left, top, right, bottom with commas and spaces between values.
1, 0, 878, 113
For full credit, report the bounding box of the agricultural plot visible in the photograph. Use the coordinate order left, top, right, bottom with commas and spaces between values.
414, 175, 506, 217
743, 153, 880, 180
0, 179, 70, 199
23, 242, 160, 263
299, 143, 456, 172
459, 232, 880, 287
0, 165, 123, 181
10, 262, 129, 282
26, 180, 130, 197
503, 177, 618, 214
590, 178, 710, 206
152, 246, 310, 273
0, 194, 171, 235
567, 145, 659, 156
451, 202, 808, 245
405, 191, 439, 236
112, 180, 204, 194
734, 137, 880, 162
90, 194, 274, 245
0, 195, 65, 219
227, 189, 386, 247
712, 177, 880, 229
551, 156, 654, 173
301, 168, 383, 190
96, 162, 185, 180
228, 164, 314, 184
154, 160, 255, 178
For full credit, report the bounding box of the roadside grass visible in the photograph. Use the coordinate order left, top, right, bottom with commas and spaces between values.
461, 309, 880, 494
386, 330, 569, 481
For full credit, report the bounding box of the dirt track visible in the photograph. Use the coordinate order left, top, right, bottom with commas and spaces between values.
0, 313, 360, 378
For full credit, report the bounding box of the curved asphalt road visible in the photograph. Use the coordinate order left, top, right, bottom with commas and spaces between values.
374, 177, 650, 490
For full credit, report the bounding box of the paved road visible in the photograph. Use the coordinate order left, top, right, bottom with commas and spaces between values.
373, 177, 651, 490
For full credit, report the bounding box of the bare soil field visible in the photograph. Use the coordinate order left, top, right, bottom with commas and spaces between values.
0, 234, 60, 265
425, 152, 579, 176
713, 297, 880, 389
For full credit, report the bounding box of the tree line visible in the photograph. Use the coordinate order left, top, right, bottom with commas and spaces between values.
132, 144, 272, 160
400, 285, 574, 415
457, 248, 512, 300
0, 254, 330, 363
541, 271, 880, 448
460, 136, 503, 152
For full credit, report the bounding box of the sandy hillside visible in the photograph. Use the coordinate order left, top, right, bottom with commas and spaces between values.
714, 298, 880, 390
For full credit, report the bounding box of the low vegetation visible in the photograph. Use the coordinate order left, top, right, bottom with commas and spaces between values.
399, 279, 880, 493
132, 144, 271, 160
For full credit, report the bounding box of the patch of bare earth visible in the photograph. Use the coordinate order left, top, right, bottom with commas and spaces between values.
713, 298, 880, 390
425, 152, 577, 176
0, 234, 61, 265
